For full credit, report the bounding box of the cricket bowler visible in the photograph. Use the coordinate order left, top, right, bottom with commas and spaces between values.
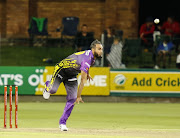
43, 39, 103, 131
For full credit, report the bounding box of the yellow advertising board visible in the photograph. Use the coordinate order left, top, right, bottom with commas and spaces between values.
35, 67, 110, 95
110, 71, 180, 93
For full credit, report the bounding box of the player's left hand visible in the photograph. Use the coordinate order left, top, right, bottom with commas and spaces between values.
87, 74, 93, 82
74, 97, 84, 105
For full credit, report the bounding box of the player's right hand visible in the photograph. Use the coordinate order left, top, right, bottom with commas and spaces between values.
74, 97, 84, 105
87, 74, 93, 82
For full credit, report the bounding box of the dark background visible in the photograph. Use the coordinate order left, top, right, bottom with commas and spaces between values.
139, 0, 180, 28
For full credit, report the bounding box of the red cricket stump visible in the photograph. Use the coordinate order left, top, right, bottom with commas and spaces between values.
9, 86, 12, 128
4, 85, 19, 128
4, 86, 7, 128
15, 86, 18, 128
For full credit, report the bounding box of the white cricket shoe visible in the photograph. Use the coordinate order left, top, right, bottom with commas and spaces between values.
43, 89, 50, 100
59, 124, 68, 131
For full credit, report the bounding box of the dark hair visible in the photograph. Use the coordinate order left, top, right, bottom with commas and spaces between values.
82, 24, 88, 27
107, 26, 115, 35
90, 39, 102, 49
167, 15, 175, 21
114, 36, 120, 42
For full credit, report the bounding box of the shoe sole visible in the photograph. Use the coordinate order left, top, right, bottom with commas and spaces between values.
61, 129, 68, 131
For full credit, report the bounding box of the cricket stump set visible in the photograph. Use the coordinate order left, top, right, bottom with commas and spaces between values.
4, 85, 18, 128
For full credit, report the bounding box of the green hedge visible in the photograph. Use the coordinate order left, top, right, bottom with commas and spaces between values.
0, 46, 74, 66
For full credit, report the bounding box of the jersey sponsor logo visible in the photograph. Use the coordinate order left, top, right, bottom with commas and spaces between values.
83, 68, 87, 72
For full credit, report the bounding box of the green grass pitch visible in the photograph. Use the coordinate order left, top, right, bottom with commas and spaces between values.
1, 102, 180, 138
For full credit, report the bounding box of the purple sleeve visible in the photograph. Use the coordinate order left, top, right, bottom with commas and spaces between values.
80, 60, 90, 73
